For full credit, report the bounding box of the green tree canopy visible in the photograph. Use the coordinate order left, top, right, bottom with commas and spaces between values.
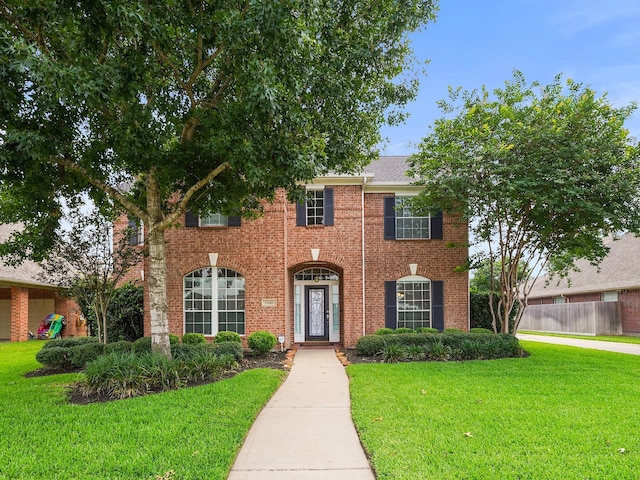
410, 71, 640, 333
0, 0, 437, 355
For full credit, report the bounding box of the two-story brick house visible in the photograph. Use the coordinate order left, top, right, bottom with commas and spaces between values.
134, 156, 469, 348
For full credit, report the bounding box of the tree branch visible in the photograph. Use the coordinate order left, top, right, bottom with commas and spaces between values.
159, 161, 231, 230
48, 157, 147, 221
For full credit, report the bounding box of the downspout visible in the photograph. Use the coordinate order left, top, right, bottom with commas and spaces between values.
283, 196, 289, 347
362, 175, 367, 337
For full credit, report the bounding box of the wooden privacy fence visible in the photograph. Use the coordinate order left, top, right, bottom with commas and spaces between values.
519, 301, 622, 335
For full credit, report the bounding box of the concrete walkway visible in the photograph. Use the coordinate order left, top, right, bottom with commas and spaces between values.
518, 333, 640, 355
227, 349, 375, 480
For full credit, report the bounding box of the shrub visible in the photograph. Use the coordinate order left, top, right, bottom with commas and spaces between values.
405, 344, 427, 361
68, 342, 105, 368
182, 333, 207, 345
427, 338, 452, 361
212, 341, 243, 362
470, 327, 494, 335
443, 328, 464, 334
132, 336, 152, 353
169, 334, 180, 345
382, 343, 405, 363
374, 328, 394, 335
416, 327, 439, 334
36, 346, 72, 369
247, 331, 277, 355
355, 335, 386, 356
394, 327, 415, 334
106, 283, 144, 342
215, 331, 242, 344
104, 341, 132, 355
41, 336, 98, 350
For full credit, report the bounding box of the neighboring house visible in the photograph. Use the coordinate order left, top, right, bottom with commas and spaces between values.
524, 233, 640, 335
128, 156, 469, 348
0, 225, 81, 341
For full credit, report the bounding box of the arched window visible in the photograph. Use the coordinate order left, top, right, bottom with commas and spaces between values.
184, 268, 245, 335
396, 277, 431, 330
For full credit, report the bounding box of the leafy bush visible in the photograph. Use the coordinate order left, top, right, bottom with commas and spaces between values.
470, 327, 494, 335
247, 331, 277, 355
355, 331, 523, 361
443, 328, 464, 333
416, 327, 439, 334
394, 327, 415, 334
104, 341, 132, 354
84, 346, 240, 400
355, 335, 386, 356
36, 346, 72, 369
169, 334, 180, 345
41, 336, 98, 350
68, 342, 105, 368
212, 341, 243, 362
106, 283, 144, 342
382, 343, 405, 363
470, 292, 517, 332
132, 336, 152, 353
374, 328, 394, 335
182, 333, 207, 345
215, 331, 242, 344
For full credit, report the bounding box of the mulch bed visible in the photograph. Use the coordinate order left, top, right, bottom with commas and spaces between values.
25, 350, 295, 405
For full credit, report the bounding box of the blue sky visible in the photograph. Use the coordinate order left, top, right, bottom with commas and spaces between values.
380, 0, 640, 155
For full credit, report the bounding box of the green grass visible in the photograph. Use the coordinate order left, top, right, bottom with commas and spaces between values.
0, 341, 285, 479
519, 330, 640, 345
348, 341, 640, 480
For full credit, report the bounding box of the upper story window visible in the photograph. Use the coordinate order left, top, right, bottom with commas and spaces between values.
395, 197, 430, 239
127, 218, 144, 246
384, 196, 442, 241
296, 187, 334, 227
185, 212, 241, 228
602, 291, 618, 302
200, 213, 228, 227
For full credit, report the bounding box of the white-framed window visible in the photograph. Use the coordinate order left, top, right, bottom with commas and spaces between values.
395, 197, 430, 239
127, 218, 144, 246
184, 268, 245, 335
396, 279, 431, 329
306, 190, 325, 226
553, 296, 567, 304
602, 291, 618, 302
200, 213, 228, 227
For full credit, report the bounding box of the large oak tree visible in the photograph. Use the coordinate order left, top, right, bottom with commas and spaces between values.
0, 0, 437, 355
410, 71, 640, 333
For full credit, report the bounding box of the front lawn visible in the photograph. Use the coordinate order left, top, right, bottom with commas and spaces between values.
0, 341, 285, 479
519, 330, 640, 345
348, 341, 640, 480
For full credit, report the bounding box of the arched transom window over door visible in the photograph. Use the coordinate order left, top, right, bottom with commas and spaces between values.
184, 268, 245, 335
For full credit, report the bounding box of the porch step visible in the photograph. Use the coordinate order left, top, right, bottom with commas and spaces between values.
295, 341, 338, 349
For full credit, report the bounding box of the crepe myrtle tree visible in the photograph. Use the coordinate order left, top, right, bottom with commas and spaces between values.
409, 71, 640, 333
39, 206, 143, 344
0, 0, 437, 356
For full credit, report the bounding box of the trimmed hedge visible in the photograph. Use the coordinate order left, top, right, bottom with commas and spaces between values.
104, 341, 133, 354
41, 336, 98, 350
214, 331, 242, 344
182, 333, 206, 345
355, 331, 523, 361
247, 331, 277, 354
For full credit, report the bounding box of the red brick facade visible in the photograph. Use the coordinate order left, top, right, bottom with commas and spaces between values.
135, 174, 469, 348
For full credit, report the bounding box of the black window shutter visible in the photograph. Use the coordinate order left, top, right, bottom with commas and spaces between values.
432, 281, 444, 331
384, 281, 397, 329
127, 218, 138, 246
431, 211, 443, 239
185, 211, 199, 227
227, 216, 242, 227
296, 201, 306, 226
383, 197, 396, 240
323, 188, 334, 226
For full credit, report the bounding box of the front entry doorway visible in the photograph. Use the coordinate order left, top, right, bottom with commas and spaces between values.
294, 268, 340, 343
305, 286, 329, 341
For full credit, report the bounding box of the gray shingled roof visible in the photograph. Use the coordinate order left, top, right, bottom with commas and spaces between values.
0, 224, 55, 288
362, 156, 411, 183
529, 233, 640, 297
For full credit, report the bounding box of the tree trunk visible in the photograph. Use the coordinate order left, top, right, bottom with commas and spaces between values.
146, 176, 171, 358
